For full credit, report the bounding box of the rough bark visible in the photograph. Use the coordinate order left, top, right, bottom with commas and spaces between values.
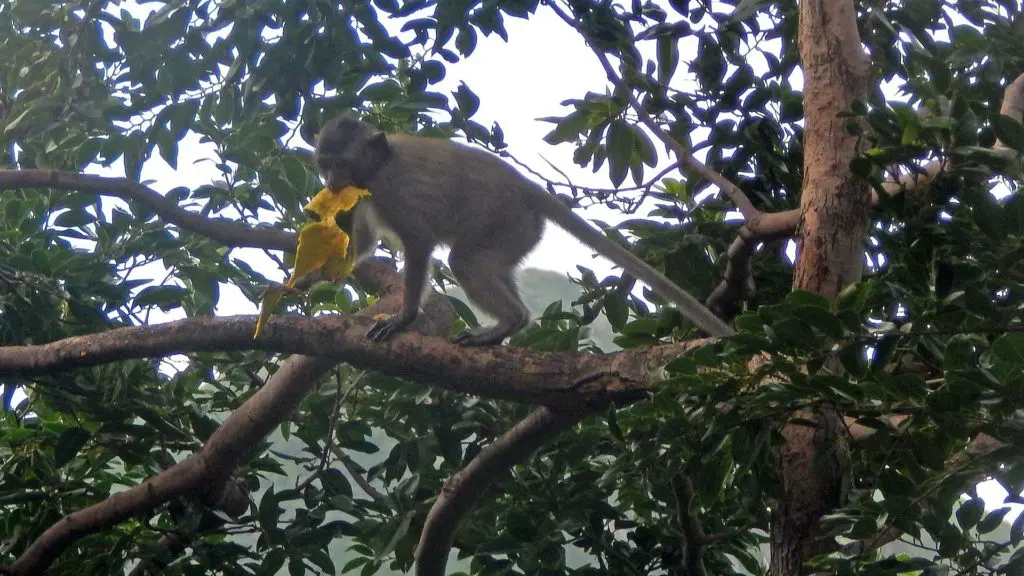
771, 0, 874, 573
0, 314, 707, 410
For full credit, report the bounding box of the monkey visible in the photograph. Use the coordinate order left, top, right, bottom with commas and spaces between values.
313, 112, 735, 346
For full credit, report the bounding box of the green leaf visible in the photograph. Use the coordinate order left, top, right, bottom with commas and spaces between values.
541, 110, 590, 145
155, 125, 179, 169
656, 36, 679, 83
321, 468, 353, 498
455, 26, 477, 55
282, 155, 311, 194
838, 343, 868, 378
420, 60, 446, 84
361, 80, 404, 102
603, 292, 629, 331
605, 119, 632, 187
256, 549, 287, 576
53, 428, 90, 469
790, 306, 843, 338
944, 336, 977, 371
977, 507, 1011, 534
53, 209, 96, 228
991, 333, 1024, 369
134, 285, 188, 311
454, 82, 480, 117
1011, 511, 1024, 545
785, 290, 832, 311
376, 512, 412, 559
992, 114, 1024, 152
259, 487, 281, 534
955, 497, 984, 531
606, 404, 624, 442
836, 281, 870, 314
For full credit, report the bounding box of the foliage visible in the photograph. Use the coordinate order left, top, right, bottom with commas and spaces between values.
1, 0, 1024, 575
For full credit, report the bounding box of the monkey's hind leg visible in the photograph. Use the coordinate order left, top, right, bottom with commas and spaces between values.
449, 250, 531, 347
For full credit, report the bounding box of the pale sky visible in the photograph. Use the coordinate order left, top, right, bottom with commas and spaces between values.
33, 1, 1024, 522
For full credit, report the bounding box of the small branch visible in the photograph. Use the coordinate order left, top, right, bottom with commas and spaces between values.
852, 432, 1005, 554
414, 406, 587, 576
672, 474, 708, 576
294, 373, 363, 494
0, 170, 295, 252
705, 210, 800, 313
547, 2, 759, 221
333, 448, 386, 502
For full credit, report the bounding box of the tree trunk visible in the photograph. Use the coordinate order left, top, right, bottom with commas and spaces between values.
771, 0, 873, 573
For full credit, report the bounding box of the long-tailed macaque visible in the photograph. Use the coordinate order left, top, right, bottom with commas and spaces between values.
314, 113, 734, 346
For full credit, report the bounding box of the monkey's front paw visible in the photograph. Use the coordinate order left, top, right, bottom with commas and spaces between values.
367, 316, 402, 341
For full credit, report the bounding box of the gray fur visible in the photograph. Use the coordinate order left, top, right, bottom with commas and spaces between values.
314, 113, 734, 345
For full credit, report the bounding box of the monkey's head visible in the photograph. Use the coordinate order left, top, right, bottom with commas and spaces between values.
314, 112, 392, 191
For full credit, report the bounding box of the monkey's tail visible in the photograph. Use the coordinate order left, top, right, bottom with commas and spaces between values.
531, 191, 735, 338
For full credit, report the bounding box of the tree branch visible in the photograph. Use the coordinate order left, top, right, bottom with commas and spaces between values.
705, 211, 799, 314
3, 265, 452, 576
0, 169, 296, 252
415, 406, 587, 576
0, 313, 709, 410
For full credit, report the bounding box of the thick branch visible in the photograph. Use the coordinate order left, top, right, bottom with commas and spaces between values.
0, 169, 296, 252
706, 211, 799, 313
0, 314, 708, 410
415, 406, 586, 576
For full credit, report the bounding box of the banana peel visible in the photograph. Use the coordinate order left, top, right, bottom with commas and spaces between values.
253, 186, 371, 338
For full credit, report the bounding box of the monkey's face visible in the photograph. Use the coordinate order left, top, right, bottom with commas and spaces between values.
315, 121, 356, 191
314, 114, 392, 191
315, 153, 356, 192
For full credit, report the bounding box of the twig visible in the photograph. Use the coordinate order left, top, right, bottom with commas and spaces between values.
332, 448, 386, 502
294, 372, 364, 493
547, 1, 759, 221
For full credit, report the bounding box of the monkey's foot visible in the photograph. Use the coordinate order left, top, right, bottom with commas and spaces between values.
452, 328, 507, 347
366, 314, 413, 342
